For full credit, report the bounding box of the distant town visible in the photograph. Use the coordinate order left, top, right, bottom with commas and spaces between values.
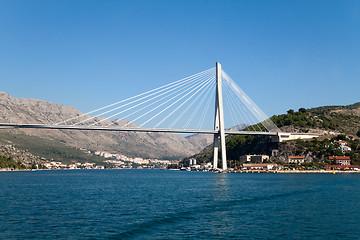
3, 137, 358, 174
41, 140, 359, 173
182, 139, 359, 173
182, 155, 359, 173
43, 150, 176, 170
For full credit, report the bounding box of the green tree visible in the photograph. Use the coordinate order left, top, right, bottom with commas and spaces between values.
336, 134, 347, 141
299, 108, 307, 113
0, 155, 26, 169
357, 130, 360, 137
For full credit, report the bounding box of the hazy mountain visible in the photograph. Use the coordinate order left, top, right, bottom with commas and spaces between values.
0, 91, 212, 160
227, 123, 250, 131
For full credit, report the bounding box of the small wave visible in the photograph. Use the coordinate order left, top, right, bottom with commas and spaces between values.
107, 188, 315, 239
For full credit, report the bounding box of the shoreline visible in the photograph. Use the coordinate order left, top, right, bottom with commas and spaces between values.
234, 170, 360, 174
1, 168, 360, 174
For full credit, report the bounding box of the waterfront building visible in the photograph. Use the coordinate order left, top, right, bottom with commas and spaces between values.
201, 162, 212, 168
68, 164, 77, 169
329, 156, 351, 165
324, 165, 360, 170
242, 163, 278, 171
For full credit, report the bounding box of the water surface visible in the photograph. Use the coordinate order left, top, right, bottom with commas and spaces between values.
1, 169, 359, 239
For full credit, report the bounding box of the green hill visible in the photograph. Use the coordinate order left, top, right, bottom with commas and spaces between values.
0, 132, 107, 166
185, 102, 360, 166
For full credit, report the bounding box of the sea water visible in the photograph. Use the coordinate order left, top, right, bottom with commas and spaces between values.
0, 169, 359, 239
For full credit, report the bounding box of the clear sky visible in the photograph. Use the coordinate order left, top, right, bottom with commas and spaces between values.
1, 0, 359, 118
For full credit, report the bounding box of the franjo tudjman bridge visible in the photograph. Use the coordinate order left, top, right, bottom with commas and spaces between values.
0, 62, 318, 170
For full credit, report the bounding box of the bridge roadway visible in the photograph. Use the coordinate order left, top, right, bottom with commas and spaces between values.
0, 123, 278, 136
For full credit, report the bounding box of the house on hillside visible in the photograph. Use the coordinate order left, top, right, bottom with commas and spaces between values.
287, 156, 305, 164
336, 141, 352, 152
329, 156, 351, 165
342, 146, 352, 152
251, 155, 269, 163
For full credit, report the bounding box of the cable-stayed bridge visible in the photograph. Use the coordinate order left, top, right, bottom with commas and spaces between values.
0, 62, 318, 170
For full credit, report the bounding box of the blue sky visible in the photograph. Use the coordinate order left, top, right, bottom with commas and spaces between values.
1, 0, 359, 118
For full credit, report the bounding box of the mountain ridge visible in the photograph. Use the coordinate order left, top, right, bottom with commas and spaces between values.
0, 91, 210, 161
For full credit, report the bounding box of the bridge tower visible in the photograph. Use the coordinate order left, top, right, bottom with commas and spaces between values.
213, 62, 227, 170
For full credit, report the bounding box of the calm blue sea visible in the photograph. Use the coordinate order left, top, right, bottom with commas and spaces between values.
0, 169, 360, 239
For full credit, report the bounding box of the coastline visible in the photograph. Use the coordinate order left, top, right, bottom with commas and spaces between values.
237, 170, 360, 174
1, 168, 360, 174
0, 168, 48, 172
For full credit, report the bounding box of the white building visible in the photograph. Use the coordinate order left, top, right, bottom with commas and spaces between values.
329, 156, 351, 165
287, 156, 305, 164
337, 141, 352, 152
189, 158, 197, 166
240, 155, 269, 163
243, 163, 278, 171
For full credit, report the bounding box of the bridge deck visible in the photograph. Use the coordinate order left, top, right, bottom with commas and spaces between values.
0, 123, 279, 136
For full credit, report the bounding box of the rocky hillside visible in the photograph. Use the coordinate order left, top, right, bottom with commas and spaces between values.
0, 91, 210, 161
0, 144, 43, 170
187, 102, 360, 165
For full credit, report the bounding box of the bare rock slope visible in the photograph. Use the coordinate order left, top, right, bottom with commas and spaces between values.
0, 91, 209, 159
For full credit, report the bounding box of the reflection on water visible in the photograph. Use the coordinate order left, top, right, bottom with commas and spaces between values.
210, 173, 234, 237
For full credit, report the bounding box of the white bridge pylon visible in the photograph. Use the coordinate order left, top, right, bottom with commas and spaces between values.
0, 62, 288, 170
213, 62, 227, 170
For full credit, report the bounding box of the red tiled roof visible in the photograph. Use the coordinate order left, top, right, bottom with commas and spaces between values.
288, 156, 304, 159
329, 156, 350, 160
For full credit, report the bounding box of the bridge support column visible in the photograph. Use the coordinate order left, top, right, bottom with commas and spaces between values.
213, 62, 227, 170
213, 134, 219, 169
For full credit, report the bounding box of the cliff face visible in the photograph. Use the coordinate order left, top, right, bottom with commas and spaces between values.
0, 91, 209, 160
